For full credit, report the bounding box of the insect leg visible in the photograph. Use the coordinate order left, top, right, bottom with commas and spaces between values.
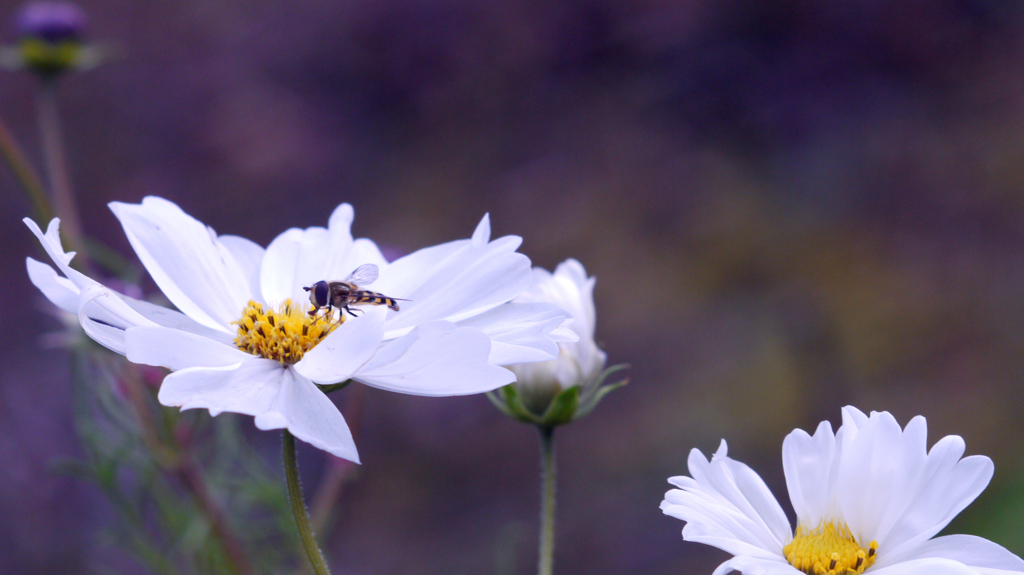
311, 302, 333, 323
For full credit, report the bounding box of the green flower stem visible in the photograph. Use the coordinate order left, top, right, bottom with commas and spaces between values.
283, 430, 332, 575
538, 426, 556, 575
37, 76, 89, 270
0, 113, 52, 223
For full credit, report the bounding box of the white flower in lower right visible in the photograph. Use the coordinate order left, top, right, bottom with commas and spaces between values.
661, 406, 1024, 575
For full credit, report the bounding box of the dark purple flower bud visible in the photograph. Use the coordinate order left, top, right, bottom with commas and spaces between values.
14, 2, 86, 43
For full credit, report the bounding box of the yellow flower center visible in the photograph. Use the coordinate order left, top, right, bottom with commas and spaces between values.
783, 522, 878, 575
232, 299, 340, 364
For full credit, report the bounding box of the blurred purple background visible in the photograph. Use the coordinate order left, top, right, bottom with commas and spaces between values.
4, 0, 1024, 573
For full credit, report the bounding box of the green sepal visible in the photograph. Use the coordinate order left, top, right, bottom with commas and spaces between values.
575, 364, 628, 420
539, 384, 580, 426
485, 389, 516, 418
485, 386, 516, 413
495, 383, 543, 424
575, 378, 627, 420
19, 38, 81, 74
490, 364, 628, 428
593, 363, 629, 388
7, 39, 112, 75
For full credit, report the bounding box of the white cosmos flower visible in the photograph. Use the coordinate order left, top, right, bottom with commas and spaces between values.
661, 406, 1024, 575
25, 196, 576, 463
506, 259, 606, 414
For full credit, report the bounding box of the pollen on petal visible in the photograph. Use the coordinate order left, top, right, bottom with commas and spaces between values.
233, 299, 341, 364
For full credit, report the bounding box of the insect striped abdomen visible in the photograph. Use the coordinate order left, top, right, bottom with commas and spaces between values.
352, 290, 400, 311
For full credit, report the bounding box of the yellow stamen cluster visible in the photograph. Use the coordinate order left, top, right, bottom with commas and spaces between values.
783, 522, 878, 575
233, 299, 340, 364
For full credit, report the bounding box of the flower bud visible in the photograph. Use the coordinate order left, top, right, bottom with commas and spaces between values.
490, 259, 625, 427
16, 2, 86, 42
11, 2, 88, 75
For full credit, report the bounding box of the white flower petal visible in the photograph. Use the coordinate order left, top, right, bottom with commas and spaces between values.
663, 442, 791, 559
486, 341, 555, 366
661, 495, 786, 562
252, 369, 359, 463
109, 197, 252, 331
554, 259, 594, 324
565, 337, 607, 383
371, 240, 467, 297
707, 445, 793, 550
509, 258, 606, 393
883, 535, 1024, 575
471, 213, 491, 245
125, 325, 253, 371
783, 420, 842, 528
77, 284, 159, 354
507, 355, 578, 403
26, 257, 78, 312
354, 321, 515, 396
710, 555, 802, 575
841, 405, 871, 432
24, 218, 95, 289
869, 415, 930, 544
839, 409, 910, 544
117, 296, 235, 345
548, 324, 579, 343
160, 361, 360, 461
376, 222, 530, 337
518, 259, 597, 341
293, 307, 386, 384
158, 357, 282, 418
78, 315, 128, 353
27, 219, 231, 346
455, 302, 568, 365
878, 446, 994, 564
259, 228, 306, 304
835, 408, 995, 558
259, 203, 386, 305
868, 558, 981, 575
382, 242, 530, 333
219, 234, 265, 302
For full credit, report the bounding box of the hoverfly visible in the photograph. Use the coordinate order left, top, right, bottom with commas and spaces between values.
303, 263, 403, 321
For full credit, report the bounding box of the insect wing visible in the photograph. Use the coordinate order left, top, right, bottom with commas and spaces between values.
342, 263, 379, 287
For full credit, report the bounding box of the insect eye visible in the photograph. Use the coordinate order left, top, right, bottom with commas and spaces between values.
314, 281, 330, 306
